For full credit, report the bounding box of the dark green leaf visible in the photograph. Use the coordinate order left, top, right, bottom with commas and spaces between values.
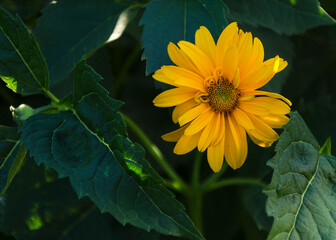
21, 112, 203, 240
140, 0, 228, 75
0, 159, 158, 240
0, 5, 49, 95
264, 112, 336, 240
20, 61, 204, 240
34, 0, 133, 86
0, 125, 26, 197
224, 0, 335, 35
320, 137, 331, 155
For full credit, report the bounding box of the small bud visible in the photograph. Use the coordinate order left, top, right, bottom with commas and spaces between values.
10, 104, 35, 122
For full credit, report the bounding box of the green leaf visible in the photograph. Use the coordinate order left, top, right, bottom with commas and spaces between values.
34, 0, 133, 86
140, 0, 228, 75
0, 159, 158, 240
0, 126, 26, 197
224, 0, 336, 35
20, 62, 204, 240
20, 112, 203, 240
320, 137, 331, 155
264, 112, 336, 240
0, 5, 49, 95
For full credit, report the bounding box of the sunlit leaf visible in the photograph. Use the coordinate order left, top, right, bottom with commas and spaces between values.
34, 0, 134, 86
224, 0, 336, 35
264, 112, 336, 240
320, 137, 331, 155
0, 5, 49, 95
140, 0, 228, 75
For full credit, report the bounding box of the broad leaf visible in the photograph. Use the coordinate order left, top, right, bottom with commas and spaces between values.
224, 0, 335, 35
264, 112, 336, 240
34, 0, 133, 86
0, 5, 49, 95
20, 62, 204, 240
0, 126, 26, 197
140, 0, 228, 75
0, 160, 158, 240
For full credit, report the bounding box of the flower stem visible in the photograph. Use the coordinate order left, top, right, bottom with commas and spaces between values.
202, 177, 266, 193
187, 190, 203, 233
187, 151, 203, 233
201, 162, 228, 188
121, 113, 187, 190
191, 151, 202, 186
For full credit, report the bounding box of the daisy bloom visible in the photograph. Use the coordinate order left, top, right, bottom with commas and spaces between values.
152, 22, 291, 172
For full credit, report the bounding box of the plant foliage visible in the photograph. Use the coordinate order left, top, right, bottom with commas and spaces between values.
0, 0, 335, 239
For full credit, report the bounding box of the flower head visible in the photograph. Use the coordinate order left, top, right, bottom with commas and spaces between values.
153, 22, 291, 172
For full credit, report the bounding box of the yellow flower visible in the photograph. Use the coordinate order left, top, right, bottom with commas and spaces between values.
153, 22, 291, 172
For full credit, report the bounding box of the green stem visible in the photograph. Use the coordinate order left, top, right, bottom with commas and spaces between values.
191, 152, 202, 186
43, 89, 59, 103
201, 162, 228, 188
187, 190, 203, 233
121, 113, 187, 190
202, 177, 266, 193
33, 104, 55, 114
187, 151, 203, 233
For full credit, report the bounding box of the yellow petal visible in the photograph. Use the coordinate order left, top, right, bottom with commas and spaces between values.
153, 87, 197, 107
245, 112, 279, 143
248, 133, 273, 147
167, 42, 201, 75
242, 90, 292, 106
238, 101, 269, 116
172, 99, 198, 123
251, 56, 280, 90
162, 125, 188, 142
195, 26, 216, 63
174, 131, 201, 155
239, 56, 278, 90
245, 37, 264, 73
213, 112, 225, 145
184, 107, 214, 135
161, 66, 205, 91
250, 97, 290, 115
178, 104, 210, 126
232, 68, 240, 88
232, 107, 254, 130
207, 136, 225, 172
198, 113, 219, 152
259, 114, 289, 128
222, 45, 238, 82
237, 32, 253, 75
224, 117, 247, 169
178, 41, 214, 78
227, 114, 241, 151
215, 22, 238, 67
153, 68, 178, 87
278, 58, 287, 72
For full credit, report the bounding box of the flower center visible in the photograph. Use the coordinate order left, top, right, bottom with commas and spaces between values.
207, 76, 241, 113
